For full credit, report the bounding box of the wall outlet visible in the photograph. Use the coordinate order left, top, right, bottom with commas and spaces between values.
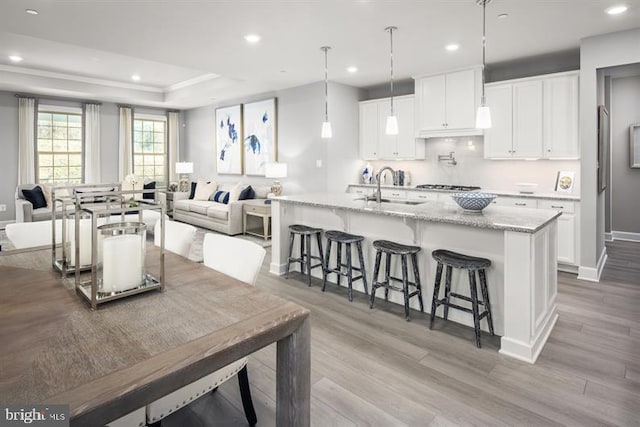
0, 204, 6, 212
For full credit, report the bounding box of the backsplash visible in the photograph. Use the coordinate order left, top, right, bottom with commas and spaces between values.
365, 137, 581, 194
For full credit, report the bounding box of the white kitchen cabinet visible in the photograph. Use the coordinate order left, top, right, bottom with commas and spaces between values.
414, 67, 481, 137
484, 71, 579, 160
359, 95, 418, 160
543, 74, 579, 159
407, 191, 439, 202
380, 189, 407, 199
538, 200, 578, 265
492, 197, 538, 208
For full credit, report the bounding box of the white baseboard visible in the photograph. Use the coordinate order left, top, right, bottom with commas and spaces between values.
0, 220, 15, 230
269, 262, 287, 276
611, 230, 640, 242
604, 232, 613, 242
577, 246, 608, 282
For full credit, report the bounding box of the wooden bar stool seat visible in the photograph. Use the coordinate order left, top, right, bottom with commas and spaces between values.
286, 224, 325, 286
322, 230, 368, 301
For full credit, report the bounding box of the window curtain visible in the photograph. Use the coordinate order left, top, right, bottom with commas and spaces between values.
18, 97, 36, 184
83, 103, 101, 183
118, 106, 133, 181
167, 111, 180, 184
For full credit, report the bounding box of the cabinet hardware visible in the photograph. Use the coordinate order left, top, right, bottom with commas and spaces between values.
515, 203, 527, 206
551, 205, 563, 209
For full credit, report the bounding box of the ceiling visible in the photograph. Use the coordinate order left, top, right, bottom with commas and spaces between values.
0, 0, 638, 109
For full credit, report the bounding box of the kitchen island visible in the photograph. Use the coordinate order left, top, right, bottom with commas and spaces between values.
270, 193, 562, 363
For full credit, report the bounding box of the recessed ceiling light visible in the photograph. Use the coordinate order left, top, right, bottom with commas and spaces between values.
25, 9, 38, 15
244, 34, 261, 43
9, 55, 23, 62
347, 66, 358, 73
445, 44, 460, 51
606, 4, 628, 14
131, 74, 141, 81
497, 13, 509, 19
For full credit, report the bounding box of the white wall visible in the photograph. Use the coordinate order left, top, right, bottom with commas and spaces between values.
580, 28, 640, 275
183, 81, 363, 194
363, 137, 580, 193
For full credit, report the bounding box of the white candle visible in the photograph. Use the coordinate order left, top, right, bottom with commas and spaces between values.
101, 234, 144, 293
67, 218, 93, 267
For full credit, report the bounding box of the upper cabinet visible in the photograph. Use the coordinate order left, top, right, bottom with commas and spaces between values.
414, 67, 482, 138
484, 71, 580, 160
359, 95, 420, 160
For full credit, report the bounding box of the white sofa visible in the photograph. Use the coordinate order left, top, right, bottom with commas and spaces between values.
171, 183, 270, 236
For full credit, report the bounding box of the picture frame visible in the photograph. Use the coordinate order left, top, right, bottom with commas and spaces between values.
242, 98, 277, 176
597, 105, 610, 193
555, 171, 575, 194
215, 104, 243, 175
630, 123, 640, 168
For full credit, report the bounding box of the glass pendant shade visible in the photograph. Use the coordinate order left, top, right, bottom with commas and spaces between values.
386, 115, 399, 135
321, 121, 333, 139
476, 105, 492, 129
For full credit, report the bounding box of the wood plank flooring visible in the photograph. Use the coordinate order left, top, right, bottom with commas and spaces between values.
3, 241, 639, 426
159, 240, 640, 427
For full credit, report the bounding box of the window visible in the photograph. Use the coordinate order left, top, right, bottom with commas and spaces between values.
133, 117, 167, 186
37, 110, 83, 184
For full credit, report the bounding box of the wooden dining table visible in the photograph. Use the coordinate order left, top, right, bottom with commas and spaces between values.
0, 247, 311, 426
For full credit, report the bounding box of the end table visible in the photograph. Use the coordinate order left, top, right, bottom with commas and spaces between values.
243, 200, 272, 240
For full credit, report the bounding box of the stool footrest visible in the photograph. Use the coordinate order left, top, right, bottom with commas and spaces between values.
449, 292, 487, 306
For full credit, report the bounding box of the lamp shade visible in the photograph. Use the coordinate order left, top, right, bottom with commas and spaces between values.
385, 115, 399, 135
475, 106, 492, 129
265, 162, 288, 179
321, 121, 333, 139
175, 162, 194, 174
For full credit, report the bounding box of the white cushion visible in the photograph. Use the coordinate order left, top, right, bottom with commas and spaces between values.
105, 406, 146, 427
206, 203, 229, 220
188, 200, 214, 215
202, 234, 266, 286
6, 220, 62, 249
173, 199, 191, 212
154, 220, 196, 258
39, 182, 53, 207
193, 179, 217, 201
253, 186, 271, 199
228, 182, 242, 203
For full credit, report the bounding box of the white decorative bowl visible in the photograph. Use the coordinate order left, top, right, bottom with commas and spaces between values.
515, 183, 538, 194
451, 192, 496, 212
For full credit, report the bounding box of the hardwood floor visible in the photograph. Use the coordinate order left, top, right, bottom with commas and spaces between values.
161, 240, 640, 427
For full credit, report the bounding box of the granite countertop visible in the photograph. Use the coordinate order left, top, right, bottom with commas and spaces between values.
349, 184, 580, 202
275, 193, 561, 234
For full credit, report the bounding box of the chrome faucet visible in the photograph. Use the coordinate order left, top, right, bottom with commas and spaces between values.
375, 166, 395, 203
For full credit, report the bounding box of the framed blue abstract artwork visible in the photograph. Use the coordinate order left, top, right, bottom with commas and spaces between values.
243, 98, 277, 176
216, 104, 243, 175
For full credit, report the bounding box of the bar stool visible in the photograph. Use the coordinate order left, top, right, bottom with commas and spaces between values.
369, 240, 424, 320
322, 230, 368, 301
429, 249, 495, 348
286, 224, 325, 286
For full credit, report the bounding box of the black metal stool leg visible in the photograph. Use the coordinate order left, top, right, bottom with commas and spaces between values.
411, 253, 424, 312
305, 233, 312, 286
286, 232, 295, 278
384, 252, 392, 302
336, 242, 342, 287
357, 241, 369, 295
346, 242, 354, 302
478, 268, 495, 336
299, 234, 305, 277
401, 254, 410, 320
430, 262, 443, 329
322, 238, 331, 292
316, 232, 326, 284
468, 269, 482, 348
370, 250, 382, 309
443, 265, 453, 320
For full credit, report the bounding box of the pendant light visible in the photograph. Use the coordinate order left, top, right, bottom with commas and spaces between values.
320, 46, 332, 139
385, 26, 399, 135
476, 0, 492, 129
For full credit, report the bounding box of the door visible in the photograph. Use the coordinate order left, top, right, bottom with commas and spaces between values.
483, 84, 513, 158
359, 102, 379, 159
417, 74, 446, 131
445, 69, 477, 129
544, 75, 579, 159
377, 100, 398, 159
513, 80, 543, 158
395, 96, 416, 158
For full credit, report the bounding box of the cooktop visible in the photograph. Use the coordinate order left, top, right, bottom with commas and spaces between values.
415, 184, 481, 191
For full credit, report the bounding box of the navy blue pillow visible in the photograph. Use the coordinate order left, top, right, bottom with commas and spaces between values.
22, 186, 47, 209
212, 190, 230, 204
188, 182, 197, 199
143, 181, 155, 200
238, 185, 255, 200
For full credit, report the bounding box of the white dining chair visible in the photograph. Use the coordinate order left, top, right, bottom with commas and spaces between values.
146, 233, 266, 427
153, 220, 196, 258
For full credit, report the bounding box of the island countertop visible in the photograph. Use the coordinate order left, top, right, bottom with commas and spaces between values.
274, 193, 561, 234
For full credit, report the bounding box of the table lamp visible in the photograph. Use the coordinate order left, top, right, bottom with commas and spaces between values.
175, 162, 194, 193
265, 162, 287, 196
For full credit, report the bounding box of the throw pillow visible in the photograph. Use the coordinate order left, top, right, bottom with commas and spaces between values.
143, 181, 156, 200
193, 179, 217, 201
212, 190, 230, 204
228, 182, 242, 203
238, 185, 255, 200
22, 186, 47, 209
253, 186, 271, 199
189, 181, 197, 199
39, 182, 53, 207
